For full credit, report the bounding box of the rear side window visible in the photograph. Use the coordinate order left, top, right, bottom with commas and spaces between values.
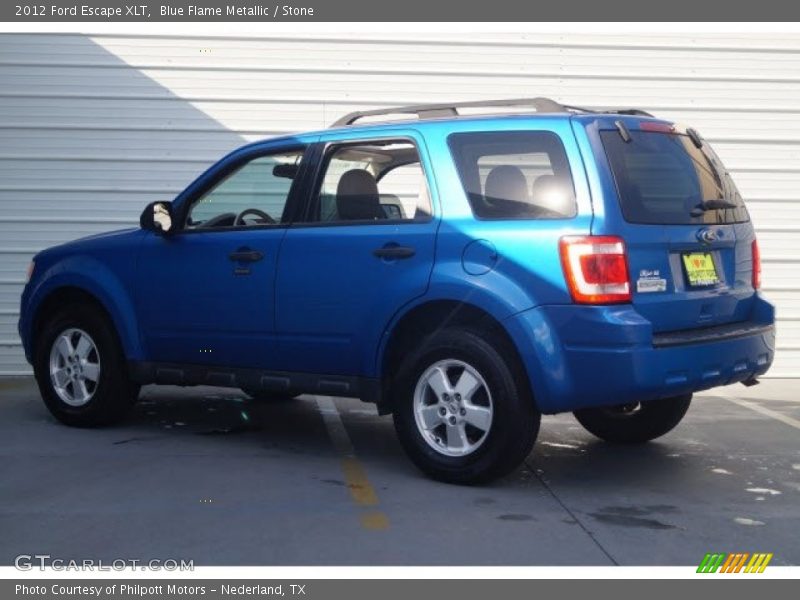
601, 129, 749, 225
448, 131, 577, 220
305, 139, 432, 223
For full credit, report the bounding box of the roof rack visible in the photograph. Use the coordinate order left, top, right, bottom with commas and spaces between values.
564, 104, 655, 118
330, 97, 654, 127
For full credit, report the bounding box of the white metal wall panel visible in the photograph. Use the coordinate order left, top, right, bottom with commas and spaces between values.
0, 31, 798, 376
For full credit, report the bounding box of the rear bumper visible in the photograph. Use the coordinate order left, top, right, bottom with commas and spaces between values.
504, 294, 775, 414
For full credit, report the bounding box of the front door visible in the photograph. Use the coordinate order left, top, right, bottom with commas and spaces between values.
136, 144, 309, 368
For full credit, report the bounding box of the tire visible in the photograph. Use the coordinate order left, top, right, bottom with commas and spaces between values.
573, 394, 692, 444
392, 327, 540, 484
240, 388, 300, 402
33, 303, 139, 427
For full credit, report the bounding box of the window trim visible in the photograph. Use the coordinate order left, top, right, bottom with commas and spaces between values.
292, 136, 435, 229
173, 143, 310, 235
447, 130, 578, 222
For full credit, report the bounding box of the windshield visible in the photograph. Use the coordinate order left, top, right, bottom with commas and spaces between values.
601, 129, 749, 225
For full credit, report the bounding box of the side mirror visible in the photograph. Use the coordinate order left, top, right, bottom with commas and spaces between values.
140, 201, 174, 235
273, 163, 299, 179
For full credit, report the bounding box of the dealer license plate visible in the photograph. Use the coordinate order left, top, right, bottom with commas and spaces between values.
682, 252, 719, 286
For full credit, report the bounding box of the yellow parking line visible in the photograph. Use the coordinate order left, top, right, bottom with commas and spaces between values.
315, 396, 390, 531
722, 396, 800, 432
359, 511, 390, 530
340, 456, 380, 506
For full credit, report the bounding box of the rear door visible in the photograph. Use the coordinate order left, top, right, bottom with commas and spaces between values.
272, 131, 438, 376
596, 121, 756, 333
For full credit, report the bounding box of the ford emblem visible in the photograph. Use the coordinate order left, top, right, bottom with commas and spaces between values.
697, 228, 717, 244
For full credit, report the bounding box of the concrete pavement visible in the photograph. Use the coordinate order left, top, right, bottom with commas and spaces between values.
1, 377, 798, 566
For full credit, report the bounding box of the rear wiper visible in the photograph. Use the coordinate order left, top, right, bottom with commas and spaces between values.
690, 199, 739, 217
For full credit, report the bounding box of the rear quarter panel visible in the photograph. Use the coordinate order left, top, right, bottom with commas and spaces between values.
420, 116, 594, 315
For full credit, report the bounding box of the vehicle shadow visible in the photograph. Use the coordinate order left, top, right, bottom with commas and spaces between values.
12, 378, 696, 493
528, 427, 692, 490
121, 387, 693, 484
124, 386, 335, 457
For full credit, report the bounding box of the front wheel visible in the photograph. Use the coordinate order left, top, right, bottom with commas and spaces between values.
573, 394, 692, 444
33, 304, 139, 427
392, 327, 539, 484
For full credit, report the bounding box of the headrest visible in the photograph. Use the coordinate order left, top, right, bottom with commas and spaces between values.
485, 165, 530, 206
336, 169, 383, 220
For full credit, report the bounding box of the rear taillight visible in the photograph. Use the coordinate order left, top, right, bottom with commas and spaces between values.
752, 239, 761, 290
559, 236, 631, 304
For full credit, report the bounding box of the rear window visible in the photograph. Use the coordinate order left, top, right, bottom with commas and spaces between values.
448, 131, 577, 220
601, 128, 749, 225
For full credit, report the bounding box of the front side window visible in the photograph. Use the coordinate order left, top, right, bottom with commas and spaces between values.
448, 131, 577, 220
186, 148, 304, 229
304, 140, 432, 223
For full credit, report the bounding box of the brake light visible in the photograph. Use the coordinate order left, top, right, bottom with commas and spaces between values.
752, 239, 761, 290
638, 121, 675, 133
560, 236, 631, 304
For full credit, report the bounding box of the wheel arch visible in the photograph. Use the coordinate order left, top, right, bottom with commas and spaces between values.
378, 299, 537, 414
28, 270, 143, 363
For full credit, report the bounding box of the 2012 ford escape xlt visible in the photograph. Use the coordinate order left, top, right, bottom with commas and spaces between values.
18, 98, 775, 483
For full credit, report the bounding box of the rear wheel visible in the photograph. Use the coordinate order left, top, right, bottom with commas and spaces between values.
573, 394, 692, 443
392, 327, 539, 484
34, 304, 139, 427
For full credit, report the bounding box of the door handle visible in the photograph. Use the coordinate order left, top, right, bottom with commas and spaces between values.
229, 249, 264, 262
372, 245, 416, 259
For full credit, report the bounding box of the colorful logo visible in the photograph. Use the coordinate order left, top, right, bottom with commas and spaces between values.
697, 552, 773, 573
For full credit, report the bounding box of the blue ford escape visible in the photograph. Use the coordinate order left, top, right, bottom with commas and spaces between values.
18, 98, 775, 483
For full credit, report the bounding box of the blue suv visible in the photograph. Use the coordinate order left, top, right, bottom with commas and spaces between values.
18, 98, 775, 483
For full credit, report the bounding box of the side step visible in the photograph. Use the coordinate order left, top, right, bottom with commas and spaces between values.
128, 360, 384, 407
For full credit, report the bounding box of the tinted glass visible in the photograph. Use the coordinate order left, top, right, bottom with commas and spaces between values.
601, 130, 749, 225
308, 140, 432, 223
448, 131, 577, 220
186, 149, 304, 229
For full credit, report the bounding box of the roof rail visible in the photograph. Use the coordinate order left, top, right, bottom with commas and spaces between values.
563, 104, 655, 118
330, 98, 655, 127
330, 97, 568, 127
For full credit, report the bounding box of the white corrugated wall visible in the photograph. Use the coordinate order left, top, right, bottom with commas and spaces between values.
1, 31, 798, 376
